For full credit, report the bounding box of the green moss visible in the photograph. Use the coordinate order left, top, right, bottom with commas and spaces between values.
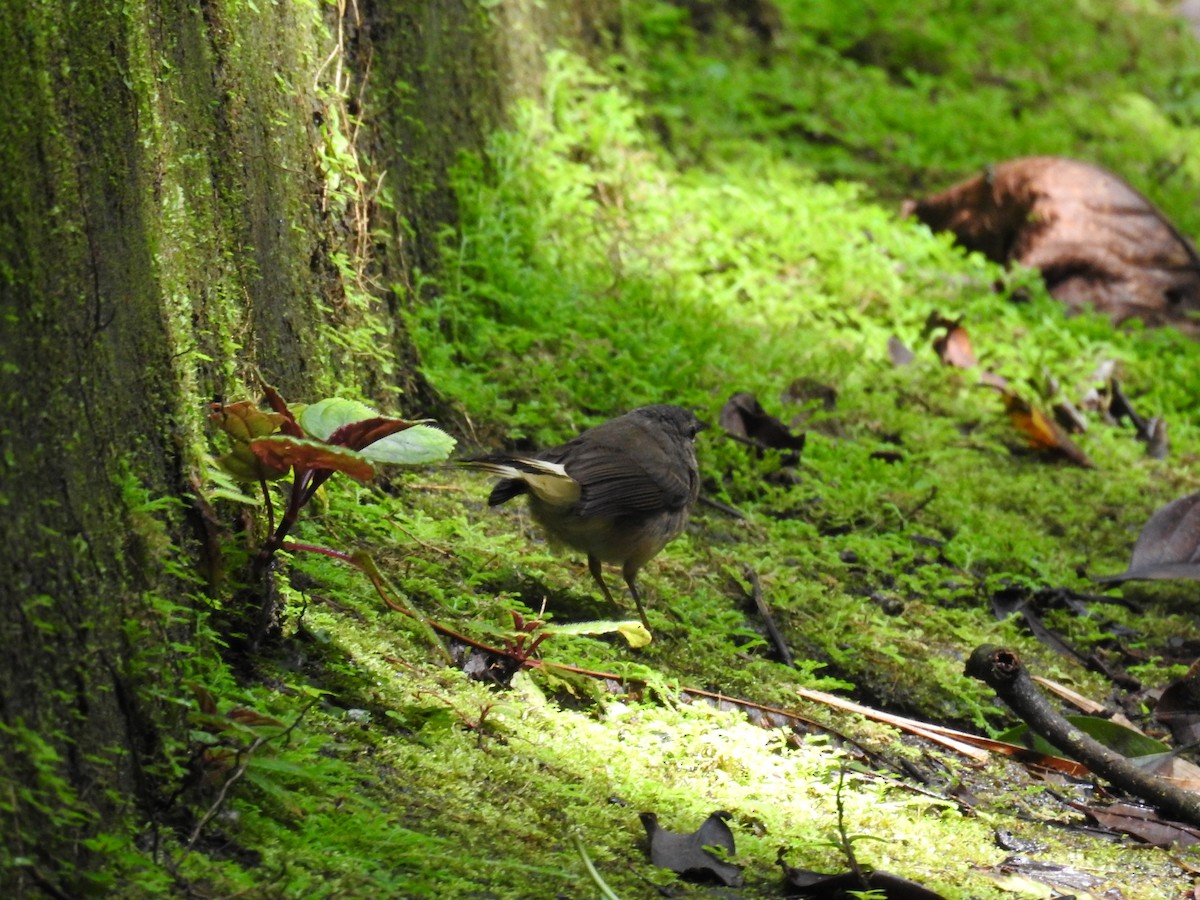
631, 0, 1200, 232
13, 0, 1200, 896
363, 9, 1200, 894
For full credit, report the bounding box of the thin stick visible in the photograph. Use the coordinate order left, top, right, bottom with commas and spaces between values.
741, 563, 793, 666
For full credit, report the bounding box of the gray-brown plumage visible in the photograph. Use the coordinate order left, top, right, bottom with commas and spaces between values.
462, 405, 705, 628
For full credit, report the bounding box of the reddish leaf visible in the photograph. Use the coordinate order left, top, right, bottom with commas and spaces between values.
250, 435, 375, 481
328, 416, 417, 451
923, 312, 978, 368
935, 325, 977, 368
226, 707, 287, 729
190, 683, 219, 717
261, 382, 304, 437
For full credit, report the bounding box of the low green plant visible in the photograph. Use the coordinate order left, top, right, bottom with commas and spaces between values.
209, 384, 456, 645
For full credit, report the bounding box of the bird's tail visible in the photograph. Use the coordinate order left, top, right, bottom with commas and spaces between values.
458, 455, 566, 480
458, 456, 579, 507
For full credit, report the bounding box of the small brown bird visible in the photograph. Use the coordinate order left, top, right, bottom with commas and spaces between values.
462, 405, 705, 628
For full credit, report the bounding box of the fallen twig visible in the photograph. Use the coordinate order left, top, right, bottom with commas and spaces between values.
698, 495, 747, 519
966, 644, 1200, 827
740, 564, 793, 666
796, 687, 990, 763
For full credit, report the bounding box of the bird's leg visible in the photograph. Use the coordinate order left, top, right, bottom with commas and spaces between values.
589, 554, 649, 628
588, 554, 618, 605
622, 560, 651, 630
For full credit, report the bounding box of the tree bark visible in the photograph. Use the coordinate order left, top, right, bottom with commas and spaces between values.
0, 0, 595, 891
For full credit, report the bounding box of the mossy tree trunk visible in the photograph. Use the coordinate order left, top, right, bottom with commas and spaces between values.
0, 0, 581, 891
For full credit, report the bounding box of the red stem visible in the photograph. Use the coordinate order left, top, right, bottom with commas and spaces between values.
280, 541, 835, 737
280, 541, 354, 563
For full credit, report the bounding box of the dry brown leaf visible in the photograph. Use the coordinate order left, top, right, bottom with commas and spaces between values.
935, 323, 977, 368
887, 335, 916, 366
905, 156, 1200, 332
924, 312, 978, 368
986, 384, 1094, 467
720, 391, 806, 464
1155, 659, 1200, 746
1103, 491, 1200, 582
1075, 800, 1200, 847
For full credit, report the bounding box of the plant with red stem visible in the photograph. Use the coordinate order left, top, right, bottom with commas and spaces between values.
209, 384, 455, 647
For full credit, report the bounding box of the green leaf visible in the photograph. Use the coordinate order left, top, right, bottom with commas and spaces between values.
204, 463, 264, 505
298, 397, 379, 440
242, 768, 305, 817
209, 400, 286, 443
542, 619, 653, 648
359, 424, 457, 464
298, 397, 455, 462
996, 715, 1170, 759
246, 755, 312, 777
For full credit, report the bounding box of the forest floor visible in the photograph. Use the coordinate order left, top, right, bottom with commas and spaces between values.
166, 2, 1200, 897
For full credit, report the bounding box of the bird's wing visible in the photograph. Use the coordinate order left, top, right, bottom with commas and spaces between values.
563, 440, 694, 518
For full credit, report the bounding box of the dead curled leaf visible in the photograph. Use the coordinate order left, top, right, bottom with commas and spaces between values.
1109, 378, 1170, 458
924, 312, 977, 369
1102, 490, 1200, 582
720, 392, 806, 463
639, 810, 743, 887
982, 382, 1094, 468
1071, 800, 1200, 848
1156, 660, 1200, 747
777, 848, 946, 899
904, 156, 1200, 332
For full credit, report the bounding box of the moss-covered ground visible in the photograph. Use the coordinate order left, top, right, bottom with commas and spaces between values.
112, 1, 1200, 897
